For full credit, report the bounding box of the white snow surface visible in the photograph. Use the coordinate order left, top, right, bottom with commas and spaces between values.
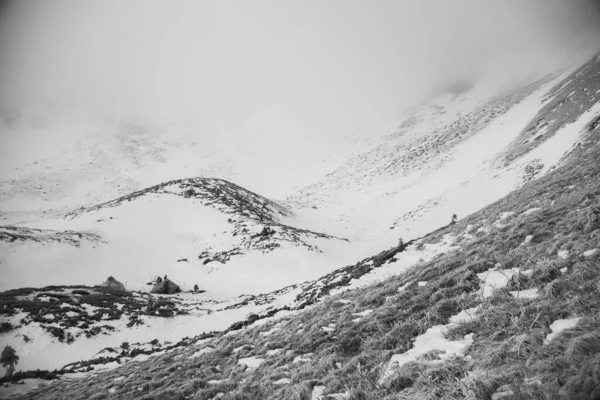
544, 318, 581, 345
237, 356, 265, 370
583, 249, 598, 258
477, 268, 519, 298
510, 289, 540, 299
379, 307, 477, 385
0, 192, 360, 297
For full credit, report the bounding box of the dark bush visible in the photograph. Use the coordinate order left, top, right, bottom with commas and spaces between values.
0, 322, 13, 333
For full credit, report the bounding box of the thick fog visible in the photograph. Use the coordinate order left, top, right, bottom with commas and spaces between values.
0, 0, 598, 139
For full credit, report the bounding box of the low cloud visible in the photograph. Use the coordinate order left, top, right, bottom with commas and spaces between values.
0, 0, 598, 139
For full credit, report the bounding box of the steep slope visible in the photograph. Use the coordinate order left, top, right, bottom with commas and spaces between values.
3, 52, 599, 399
8, 101, 599, 399
288, 69, 585, 245
0, 177, 354, 297
504, 52, 600, 163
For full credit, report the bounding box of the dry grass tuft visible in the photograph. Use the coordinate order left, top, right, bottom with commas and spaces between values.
566, 331, 600, 361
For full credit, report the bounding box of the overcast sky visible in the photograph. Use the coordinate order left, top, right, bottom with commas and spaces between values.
0, 0, 598, 140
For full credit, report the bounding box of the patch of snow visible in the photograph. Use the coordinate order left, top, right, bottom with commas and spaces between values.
509, 289, 539, 299
524, 235, 533, 244
266, 349, 283, 356
477, 268, 518, 298
273, 378, 291, 385
131, 354, 150, 362
322, 323, 336, 333
418, 281, 427, 287
544, 318, 581, 345
558, 250, 569, 259
522, 207, 541, 216
449, 306, 480, 324
260, 327, 280, 337
397, 281, 411, 292
582, 249, 598, 258
379, 307, 475, 386
238, 356, 265, 370
293, 354, 313, 364
560, 267, 568, 274
93, 361, 120, 371
80, 303, 99, 316
353, 310, 374, 317
351, 309, 374, 323
311, 385, 326, 400
190, 347, 215, 358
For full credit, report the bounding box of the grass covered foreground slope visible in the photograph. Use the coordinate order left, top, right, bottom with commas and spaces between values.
10, 57, 600, 400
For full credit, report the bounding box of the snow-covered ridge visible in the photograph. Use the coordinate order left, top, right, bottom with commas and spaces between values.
66, 177, 292, 224
61, 177, 345, 264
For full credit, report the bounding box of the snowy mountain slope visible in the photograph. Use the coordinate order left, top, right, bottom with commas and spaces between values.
4, 68, 598, 375
7, 107, 600, 398
0, 220, 456, 376
2, 50, 600, 398
0, 286, 216, 371
0, 111, 371, 223
0, 117, 200, 215
504, 52, 600, 163
0, 177, 356, 297
287, 62, 593, 247
7, 53, 600, 399
290, 75, 554, 207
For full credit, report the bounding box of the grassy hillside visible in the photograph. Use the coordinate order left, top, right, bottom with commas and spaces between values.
9, 86, 600, 399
